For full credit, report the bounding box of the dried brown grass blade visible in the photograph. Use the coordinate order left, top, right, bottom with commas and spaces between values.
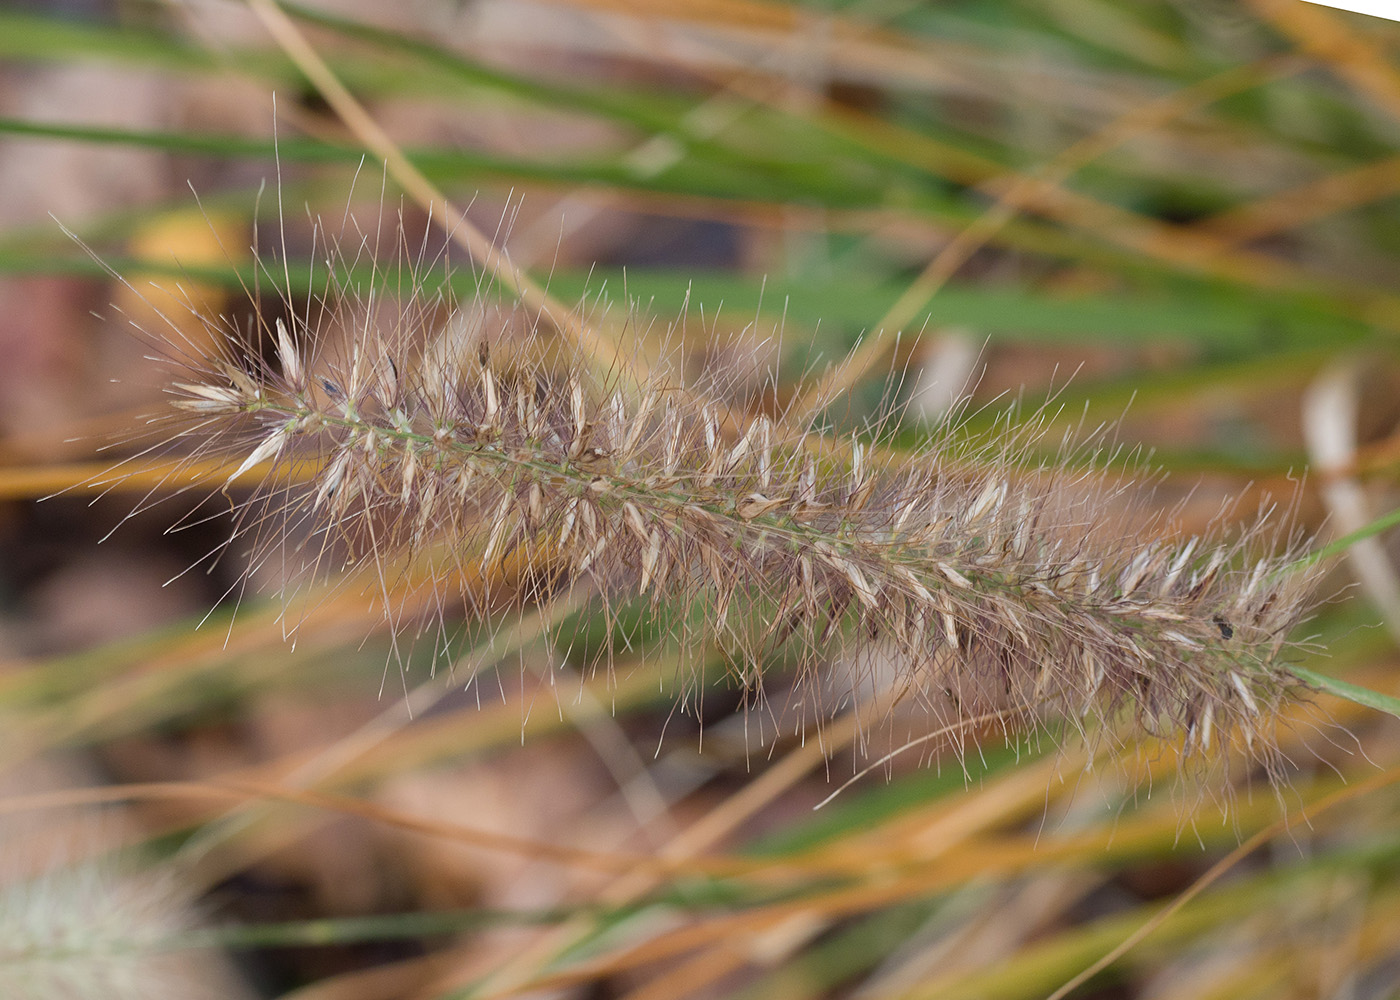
1045, 762, 1400, 1000
244, 0, 637, 384
1247, 0, 1400, 119
791, 56, 1301, 413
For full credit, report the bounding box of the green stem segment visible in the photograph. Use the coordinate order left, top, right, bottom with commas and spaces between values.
1291, 665, 1400, 720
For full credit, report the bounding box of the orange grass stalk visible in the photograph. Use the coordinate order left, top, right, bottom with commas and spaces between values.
94, 206, 1322, 774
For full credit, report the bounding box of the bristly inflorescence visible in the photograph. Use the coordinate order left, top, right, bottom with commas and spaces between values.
114, 213, 1321, 773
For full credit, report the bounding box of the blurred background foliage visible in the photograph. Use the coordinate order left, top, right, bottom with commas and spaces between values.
3, 0, 1400, 997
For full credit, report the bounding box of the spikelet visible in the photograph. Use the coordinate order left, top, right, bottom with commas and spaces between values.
106, 209, 1321, 775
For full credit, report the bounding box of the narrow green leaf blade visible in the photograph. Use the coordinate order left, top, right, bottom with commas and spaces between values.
1292, 665, 1400, 720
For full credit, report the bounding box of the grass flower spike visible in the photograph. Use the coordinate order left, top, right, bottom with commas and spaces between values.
0, 843, 231, 1000
111, 210, 1321, 778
